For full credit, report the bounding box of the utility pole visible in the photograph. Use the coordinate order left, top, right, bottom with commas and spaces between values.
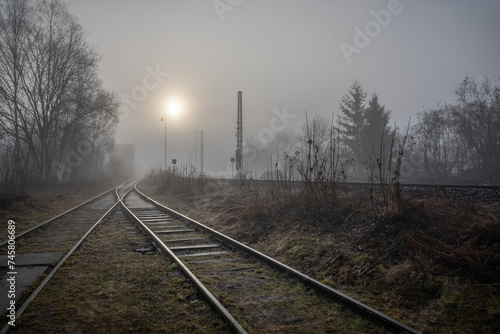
236, 91, 243, 178
193, 129, 199, 171
231, 157, 235, 178
161, 117, 167, 171
200, 130, 204, 174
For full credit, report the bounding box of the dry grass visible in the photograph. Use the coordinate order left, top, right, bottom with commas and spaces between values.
140, 178, 500, 333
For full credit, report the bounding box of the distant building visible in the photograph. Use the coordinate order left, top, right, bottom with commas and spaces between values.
112, 144, 135, 178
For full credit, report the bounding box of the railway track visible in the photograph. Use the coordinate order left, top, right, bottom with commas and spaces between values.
225, 179, 500, 203
0, 179, 138, 332
120, 184, 421, 333
1, 178, 424, 332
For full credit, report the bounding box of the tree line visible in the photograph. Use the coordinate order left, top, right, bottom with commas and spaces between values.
0, 0, 119, 190
411, 76, 500, 184
258, 76, 499, 185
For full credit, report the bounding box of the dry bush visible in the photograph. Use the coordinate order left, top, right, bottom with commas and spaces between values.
146, 168, 208, 195
367, 125, 410, 217
244, 113, 343, 226
405, 215, 500, 283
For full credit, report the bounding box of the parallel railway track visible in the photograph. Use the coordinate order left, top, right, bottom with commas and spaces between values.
226, 178, 500, 201
0, 179, 138, 333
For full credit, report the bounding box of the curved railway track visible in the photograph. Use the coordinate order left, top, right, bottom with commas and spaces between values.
120, 184, 421, 333
0, 179, 138, 333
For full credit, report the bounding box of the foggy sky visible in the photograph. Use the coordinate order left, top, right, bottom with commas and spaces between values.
67, 0, 500, 176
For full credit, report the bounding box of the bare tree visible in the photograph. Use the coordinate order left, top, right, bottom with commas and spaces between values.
0, 0, 119, 188
289, 113, 330, 182
0, 0, 32, 187
413, 105, 463, 181
452, 76, 500, 183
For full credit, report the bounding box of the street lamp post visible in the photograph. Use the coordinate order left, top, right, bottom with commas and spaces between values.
161, 117, 166, 171
231, 157, 235, 178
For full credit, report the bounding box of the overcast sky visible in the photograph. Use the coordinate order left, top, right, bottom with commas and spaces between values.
67, 0, 500, 176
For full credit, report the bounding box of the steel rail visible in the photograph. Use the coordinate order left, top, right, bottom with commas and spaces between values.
0, 190, 124, 334
221, 178, 500, 190
133, 184, 421, 334
401, 183, 500, 190
119, 185, 248, 334
116, 177, 143, 199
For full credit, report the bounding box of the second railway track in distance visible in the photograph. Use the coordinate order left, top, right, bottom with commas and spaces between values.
121, 184, 420, 333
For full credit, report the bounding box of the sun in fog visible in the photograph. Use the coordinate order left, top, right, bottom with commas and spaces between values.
166, 99, 183, 118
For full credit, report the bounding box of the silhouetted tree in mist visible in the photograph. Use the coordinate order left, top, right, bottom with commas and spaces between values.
361, 93, 392, 163
0, 0, 31, 187
406, 76, 500, 184
451, 76, 500, 183
338, 80, 366, 168
0, 0, 118, 189
412, 105, 463, 181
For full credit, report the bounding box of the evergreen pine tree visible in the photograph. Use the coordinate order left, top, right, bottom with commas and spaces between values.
338, 80, 367, 165
362, 93, 392, 162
